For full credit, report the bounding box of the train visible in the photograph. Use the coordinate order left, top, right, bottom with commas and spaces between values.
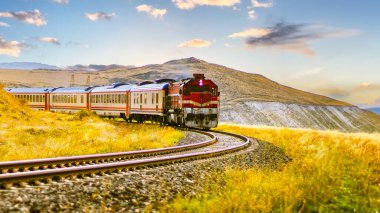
4, 73, 219, 129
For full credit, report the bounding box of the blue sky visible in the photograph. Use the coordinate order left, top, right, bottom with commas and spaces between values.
0, 0, 379, 107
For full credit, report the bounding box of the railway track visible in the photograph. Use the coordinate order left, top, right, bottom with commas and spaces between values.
0, 129, 250, 189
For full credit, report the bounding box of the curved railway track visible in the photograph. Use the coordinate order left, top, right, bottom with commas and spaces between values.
0, 129, 251, 189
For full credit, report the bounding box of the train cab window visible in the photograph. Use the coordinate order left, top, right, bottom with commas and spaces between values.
183, 88, 190, 95
212, 88, 217, 96
191, 85, 210, 92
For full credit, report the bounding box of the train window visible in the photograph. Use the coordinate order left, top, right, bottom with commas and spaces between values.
212, 88, 217, 96
152, 93, 154, 104
140, 94, 142, 105
156, 93, 159, 104
144, 93, 147, 104
183, 88, 190, 95
191, 85, 210, 92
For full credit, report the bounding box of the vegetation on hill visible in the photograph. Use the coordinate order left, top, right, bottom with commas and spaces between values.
0, 86, 184, 161
167, 124, 380, 212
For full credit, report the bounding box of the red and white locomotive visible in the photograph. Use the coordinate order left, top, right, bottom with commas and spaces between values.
5, 73, 219, 129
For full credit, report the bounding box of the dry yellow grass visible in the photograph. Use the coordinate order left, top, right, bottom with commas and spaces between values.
167, 124, 380, 212
0, 86, 184, 161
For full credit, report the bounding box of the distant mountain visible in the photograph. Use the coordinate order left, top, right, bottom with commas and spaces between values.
66, 64, 135, 72
0, 62, 60, 70
0, 62, 134, 72
366, 107, 380, 115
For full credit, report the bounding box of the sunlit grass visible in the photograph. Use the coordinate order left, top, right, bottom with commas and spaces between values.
0, 86, 184, 161
167, 124, 380, 212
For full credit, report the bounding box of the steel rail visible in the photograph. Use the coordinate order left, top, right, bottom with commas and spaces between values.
0, 131, 250, 187
0, 129, 216, 174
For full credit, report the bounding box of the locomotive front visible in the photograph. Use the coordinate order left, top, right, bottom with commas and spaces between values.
182, 73, 219, 129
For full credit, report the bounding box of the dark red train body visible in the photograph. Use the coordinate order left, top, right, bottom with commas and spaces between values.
167, 74, 219, 129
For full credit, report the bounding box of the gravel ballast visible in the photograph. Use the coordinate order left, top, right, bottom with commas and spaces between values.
0, 136, 289, 212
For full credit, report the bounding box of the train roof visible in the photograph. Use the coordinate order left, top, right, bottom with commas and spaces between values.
130, 83, 169, 92
91, 84, 133, 93
5, 87, 54, 93
50, 87, 94, 93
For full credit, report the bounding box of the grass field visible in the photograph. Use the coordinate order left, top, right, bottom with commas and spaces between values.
167, 124, 380, 212
0, 85, 184, 161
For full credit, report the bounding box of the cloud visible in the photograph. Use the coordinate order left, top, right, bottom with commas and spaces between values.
136, 5, 167, 19
178, 39, 212, 48
0, 10, 46, 27
229, 28, 271, 38
239, 22, 359, 56
85, 12, 115, 22
248, 10, 256, 20
360, 82, 371, 88
0, 22, 10, 27
38, 37, 61, 45
172, 0, 240, 10
52, 0, 69, 4
0, 37, 25, 56
251, 0, 273, 8
289, 67, 324, 80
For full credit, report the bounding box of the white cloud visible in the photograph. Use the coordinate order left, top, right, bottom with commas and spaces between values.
38, 37, 61, 45
52, 0, 69, 4
178, 39, 212, 48
360, 82, 372, 88
172, 0, 240, 10
0, 22, 10, 27
229, 28, 271, 38
289, 67, 324, 80
0, 10, 46, 27
136, 5, 167, 19
251, 0, 273, 8
224, 43, 236, 48
248, 10, 256, 20
0, 37, 24, 56
85, 12, 115, 22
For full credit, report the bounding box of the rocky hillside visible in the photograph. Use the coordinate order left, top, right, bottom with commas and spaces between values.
1, 57, 379, 132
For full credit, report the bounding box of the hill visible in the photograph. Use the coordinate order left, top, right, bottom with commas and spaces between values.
1, 57, 379, 132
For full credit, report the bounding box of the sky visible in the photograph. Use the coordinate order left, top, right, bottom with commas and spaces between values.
0, 0, 379, 108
